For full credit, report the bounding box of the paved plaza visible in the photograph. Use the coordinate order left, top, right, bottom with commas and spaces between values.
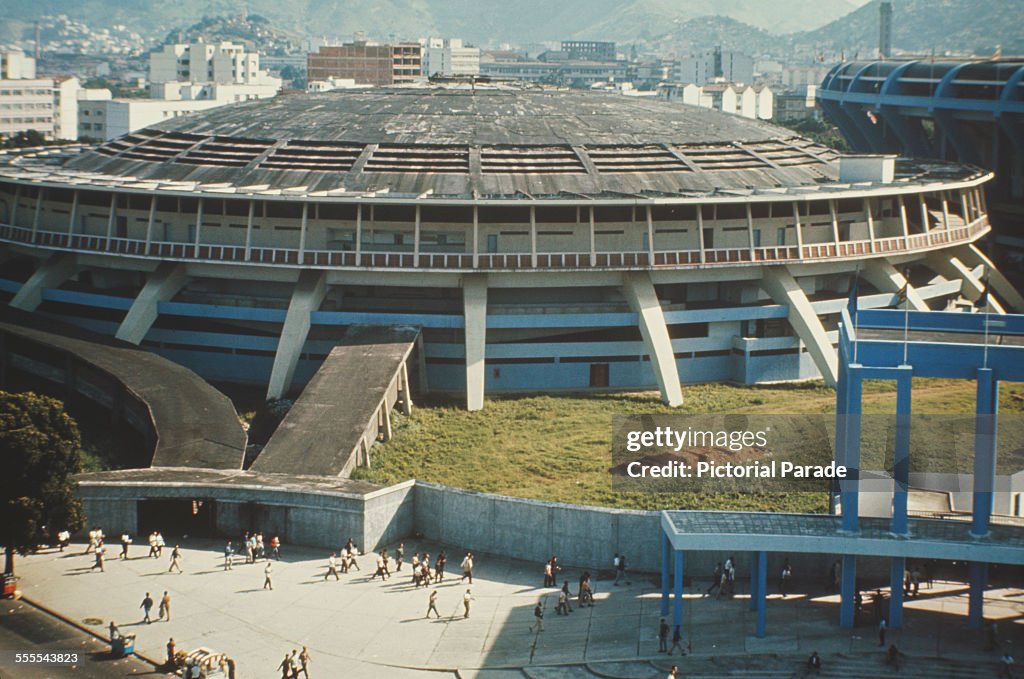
12, 540, 1023, 678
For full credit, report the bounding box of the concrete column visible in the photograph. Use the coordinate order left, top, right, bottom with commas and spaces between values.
529, 205, 537, 268
354, 204, 362, 263
792, 202, 804, 254
413, 204, 421, 267
830, 200, 840, 251
66, 190, 78, 238
463, 274, 488, 411
972, 368, 998, 537
864, 198, 876, 252
661, 532, 671, 617
672, 549, 683, 628
891, 369, 912, 535
32, 188, 42, 239
145, 195, 157, 255
646, 205, 654, 261
381, 402, 393, 442
399, 361, 412, 416
298, 202, 309, 260
9, 185, 20, 226
755, 550, 767, 638
864, 260, 928, 312
959, 191, 970, 224
941, 192, 950, 230
696, 204, 706, 264
589, 207, 596, 263
192, 197, 204, 258
621, 271, 683, 407
958, 244, 1024, 312
115, 262, 188, 344
839, 554, 857, 628
925, 250, 987, 305
968, 561, 987, 629
889, 557, 905, 629
266, 270, 327, 400
105, 192, 116, 246
244, 200, 255, 261
9, 252, 77, 311
898, 195, 910, 249
918, 194, 929, 237
760, 266, 838, 386
472, 205, 479, 268
745, 203, 755, 258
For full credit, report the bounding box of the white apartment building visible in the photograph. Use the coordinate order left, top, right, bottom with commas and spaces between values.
0, 48, 81, 141
660, 82, 773, 121
149, 41, 278, 87
1, 48, 36, 79
422, 38, 480, 77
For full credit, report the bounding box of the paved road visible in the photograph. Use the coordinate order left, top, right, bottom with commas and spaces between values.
0, 600, 163, 679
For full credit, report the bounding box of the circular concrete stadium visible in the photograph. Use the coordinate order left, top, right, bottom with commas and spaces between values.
0, 86, 1016, 410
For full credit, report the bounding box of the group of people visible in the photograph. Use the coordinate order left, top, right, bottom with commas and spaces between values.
277, 646, 311, 678
704, 555, 737, 598
223, 532, 282, 570
138, 590, 173, 623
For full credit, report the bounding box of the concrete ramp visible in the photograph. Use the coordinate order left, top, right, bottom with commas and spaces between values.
252, 325, 419, 477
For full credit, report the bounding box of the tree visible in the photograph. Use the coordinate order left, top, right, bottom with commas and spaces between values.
0, 392, 85, 577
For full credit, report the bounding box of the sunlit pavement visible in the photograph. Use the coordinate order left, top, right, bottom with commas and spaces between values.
11, 540, 1022, 678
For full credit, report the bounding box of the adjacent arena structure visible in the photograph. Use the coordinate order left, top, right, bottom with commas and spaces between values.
0, 86, 1021, 409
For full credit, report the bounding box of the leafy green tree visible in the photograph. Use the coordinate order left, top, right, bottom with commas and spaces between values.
0, 392, 85, 577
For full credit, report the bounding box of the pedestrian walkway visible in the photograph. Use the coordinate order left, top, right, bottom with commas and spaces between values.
13, 541, 1022, 679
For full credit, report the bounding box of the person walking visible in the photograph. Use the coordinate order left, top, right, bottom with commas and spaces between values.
667, 664, 679, 678
668, 624, 684, 655
277, 653, 292, 679
555, 589, 571, 615
325, 553, 340, 581
806, 651, 822, 675
296, 646, 310, 678
91, 545, 105, 572
120, 532, 131, 560
168, 545, 183, 573
461, 552, 474, 584
463, 589, 473, 618
878, 617, 887, 646
224, 541, 234, 570
166, 638, 176, 668
543, 560, 554, 588
270, 535, 281, 560
705, 562, 722, 597
528, 599, 545, 633
158, 591, 171, 621
615, 553, 627, 585
779, 559, 792, 596
426, 589, 441, 619
561, 581, 574, 613
140, 592, 154, 623
658, 618, 669, 653
263, 562, 274, 590
435, 551, 446, 583
395, 543, 404, 571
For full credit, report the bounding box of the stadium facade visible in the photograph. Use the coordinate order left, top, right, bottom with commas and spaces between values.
0, 87, 1018, 409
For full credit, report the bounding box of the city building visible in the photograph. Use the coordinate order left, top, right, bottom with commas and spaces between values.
817, 58, 1024, 268
422, 38, 480, 77
560, 40, 616, 62
674, 48, 755, 86
307, 43, 423, 86
149, 41, 274, 86
773, 85, 820, 123
479, 57, 628, 86
660, 81, 773, 120
0, 87, 1017, 414
0, 48, 81, 141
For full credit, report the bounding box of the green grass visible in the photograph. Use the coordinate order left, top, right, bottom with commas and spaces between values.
351, 379, 1024, 513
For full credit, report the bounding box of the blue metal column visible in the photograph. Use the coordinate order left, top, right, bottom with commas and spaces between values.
972, 368, 998, 537
841, 368, 863, 532
968, 561, 987, 630
840, 555, 857, 628
756, 551, 768, 638
749, 552, 759, 612
833, 351, 849, 514
891, 368, 913, 535
673, 550, 684, 629
889, 557, 905, 629
661, 532, 671, 617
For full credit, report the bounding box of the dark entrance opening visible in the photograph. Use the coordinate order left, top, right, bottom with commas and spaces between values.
138, 499, 219, 539
590, 362, 609, 388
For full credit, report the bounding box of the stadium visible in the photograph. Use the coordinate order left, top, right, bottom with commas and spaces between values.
0, 86, 1018, 410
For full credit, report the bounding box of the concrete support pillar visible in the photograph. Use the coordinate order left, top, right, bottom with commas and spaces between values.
298, 202, 309, 260
192, 197, 204, 258
755, 550, 767, 638
926, 250, 987, 304
413, 204, 421, 267
529, 205, 537, 268
891, 369, 912, 535
9, 252, 77, 311
839, 554, 857, 629
244, 200, 255, 261
646, 205, 655, 261
864, 260, 929, 312
792, 202, 804, 254
889, 557, 905, 629
31, 188, 42, 239
941, 192, 950, 230
381, 402, 393, 442
399, 361, 412, 416
588, 207, 596, 264
968, 561, 987, 629
972, 368, 998, 537
463, 274, 488, 411
115, 262, 189, 344
958, 244, 1024, 313
145, 195, 157, 255
661, 532, 671, 617
9, 185, 20, 226
621, 271, 683, 407
472, 205, 479, 268
760, 266, 838, 387
864, 198, 877, 252
898, 196, 910, 249
266, 270, 327, 400
745, 203, 755, 258
672, 549, 684, 629
105, 192, 116, 246
354, 205, 362, 264
696, 204, 706, 264
66, 190, 78, 238
829, 200, 840, 251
